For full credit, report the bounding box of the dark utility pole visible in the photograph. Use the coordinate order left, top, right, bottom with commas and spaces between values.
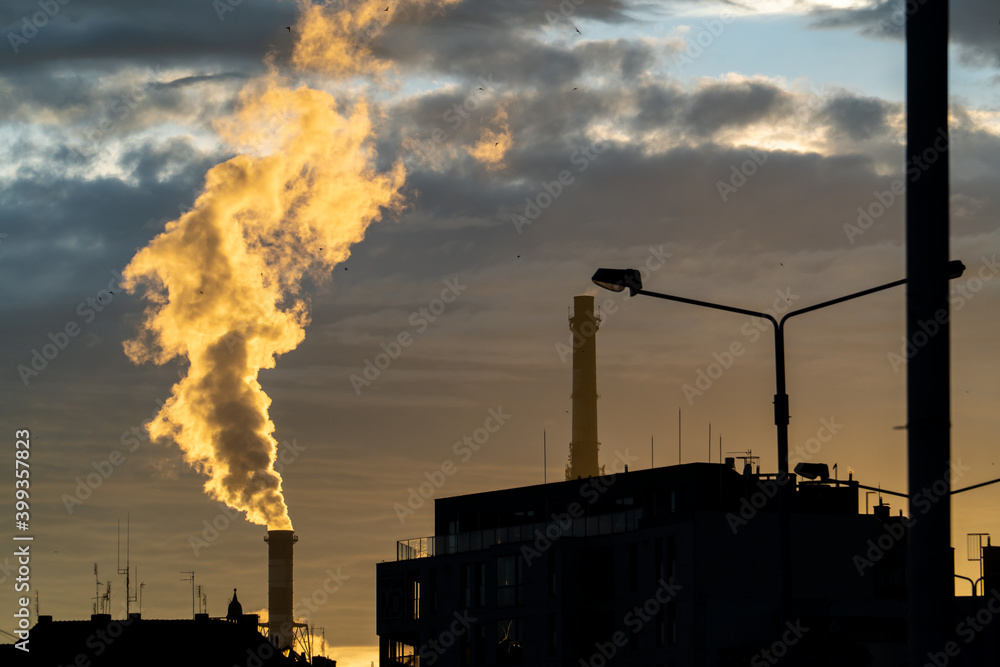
906, 0, 952, 663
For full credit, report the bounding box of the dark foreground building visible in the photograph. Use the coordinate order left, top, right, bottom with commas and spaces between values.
377, 461, 924, 666
1, 612, 320, 667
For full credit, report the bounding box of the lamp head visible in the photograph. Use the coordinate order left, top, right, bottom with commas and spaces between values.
592, 268, 642, 296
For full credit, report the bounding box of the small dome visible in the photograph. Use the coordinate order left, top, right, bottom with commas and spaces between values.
226, 588, 243, 620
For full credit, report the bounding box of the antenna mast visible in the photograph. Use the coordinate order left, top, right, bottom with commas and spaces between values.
181, 571, 195, 618
118, 515, 136, 617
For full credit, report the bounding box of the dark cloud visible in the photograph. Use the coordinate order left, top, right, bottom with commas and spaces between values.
683, 80, 792, 136
1, 0, 295, 72
819, 93, 896, 141
573, 38, 659, 80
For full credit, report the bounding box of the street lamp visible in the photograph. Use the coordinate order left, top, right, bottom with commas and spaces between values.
591, 260, 965, 638
592, 260, 965, 478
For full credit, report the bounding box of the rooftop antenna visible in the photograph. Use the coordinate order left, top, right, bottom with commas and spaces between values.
651, 435, 654, 469
117, 515, 135, 617
543, 430, 547, 484
92, 564, 111, 614
180, 571, 195, 618
718, 434, 722, 465
197, 585, 203, 614
708, 422, 711, 463
727, 449, 759, 474
139, 581, 146, 614
93, 563, 101, 614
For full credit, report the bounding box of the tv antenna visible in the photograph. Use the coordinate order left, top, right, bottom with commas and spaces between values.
118, 515, 137, 616
727, 449, 759, 473
92, 563, 111, 614
180, 571, 195, 618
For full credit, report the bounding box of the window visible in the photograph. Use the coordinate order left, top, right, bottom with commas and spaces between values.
548, 550, 557, 598
629, 542, 638, 592
496, 618, 523, 665
479, 562, 487, 606
463, 564, 473, 608
461, 626, 472, 666
408, 576, 420, 620
497, 555, 522, 607
390, 641, 417, 666
655, 537, 664, 581
666, 535, 676, 583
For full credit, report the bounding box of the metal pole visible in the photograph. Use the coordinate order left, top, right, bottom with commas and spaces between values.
906, 0, 952, 662
773, 324, 793, 642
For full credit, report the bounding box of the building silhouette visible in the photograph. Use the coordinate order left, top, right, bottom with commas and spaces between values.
376, 461, 922, 666
2, 612, 312, 666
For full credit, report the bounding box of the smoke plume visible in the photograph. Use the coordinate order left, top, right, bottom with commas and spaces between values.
119, 0, 458, 529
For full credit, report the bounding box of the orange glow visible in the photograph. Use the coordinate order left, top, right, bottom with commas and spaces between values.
468, 104, 511, 171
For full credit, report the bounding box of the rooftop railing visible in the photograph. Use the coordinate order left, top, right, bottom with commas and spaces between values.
396, 508, 645, 561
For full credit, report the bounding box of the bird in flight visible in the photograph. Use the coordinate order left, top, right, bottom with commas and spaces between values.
574, 26, 582, 35
285, 26, 291, 31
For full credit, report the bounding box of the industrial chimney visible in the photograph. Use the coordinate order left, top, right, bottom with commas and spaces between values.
265, 529, 297, 650
566, 295, 601, 479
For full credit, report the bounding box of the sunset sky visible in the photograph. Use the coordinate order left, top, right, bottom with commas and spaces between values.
2, 0, 999, 665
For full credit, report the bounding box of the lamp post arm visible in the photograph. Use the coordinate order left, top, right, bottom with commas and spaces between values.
779, 278, 907, 329
951, 477, 1000, 495
634, 289, 777, 326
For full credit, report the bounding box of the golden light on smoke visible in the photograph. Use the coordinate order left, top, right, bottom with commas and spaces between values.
467, 104, 511, 171
122, 0, 420, 528
292, 0, 391, 77
292, 0, 462, 77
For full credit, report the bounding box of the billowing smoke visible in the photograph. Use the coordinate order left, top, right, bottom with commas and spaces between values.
122, 0, 456, 528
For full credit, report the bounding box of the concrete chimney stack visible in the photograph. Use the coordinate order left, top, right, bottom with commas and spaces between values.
265, 529, 297, 649
566, 295, 601, 479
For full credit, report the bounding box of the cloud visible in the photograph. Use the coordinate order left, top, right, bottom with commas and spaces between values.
819, 92, 897, 141
808, 0, 1000, 66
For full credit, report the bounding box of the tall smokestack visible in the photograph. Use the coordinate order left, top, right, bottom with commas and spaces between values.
566, 295, 601, 479
265, 529, 297, 649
